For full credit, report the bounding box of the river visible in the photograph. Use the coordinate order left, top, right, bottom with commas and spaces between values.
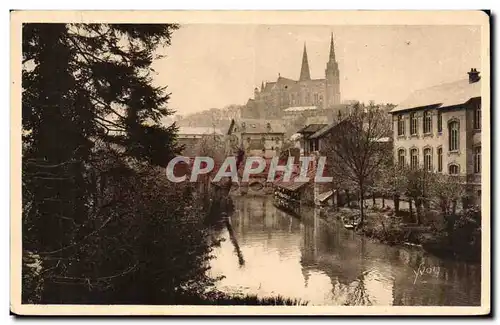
208, 195, 481, 306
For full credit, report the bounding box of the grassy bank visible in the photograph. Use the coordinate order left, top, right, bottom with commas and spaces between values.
321, 205, 481, 264
177, 292, 308, 306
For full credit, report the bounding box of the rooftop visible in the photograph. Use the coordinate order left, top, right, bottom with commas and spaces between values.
178, 127, 223, 136
229, 118, 286, 134
391, 78, 481, 113
296, 123, 328, 134
284, 106, 318, 112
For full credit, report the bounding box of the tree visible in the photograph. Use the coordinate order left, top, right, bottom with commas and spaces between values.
375, 162, 408, 214
321, 103, 391, 226
22, 23, 186, 303
404, 167, 435, 224
429, 174, 466, 216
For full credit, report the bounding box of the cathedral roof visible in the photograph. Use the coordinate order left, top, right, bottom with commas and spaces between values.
262, 82, 276, 92
277, 76, 297, 84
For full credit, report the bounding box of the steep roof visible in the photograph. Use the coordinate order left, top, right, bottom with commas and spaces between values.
228, 118, 286, 134
309, 119, 351, 139
296, 123, 328, 134
390, 78, 481, 113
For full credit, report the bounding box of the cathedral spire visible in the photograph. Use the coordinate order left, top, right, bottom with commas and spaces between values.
299, 42, 311, 81
261, 81, 264, 91
329, 32, 336, 62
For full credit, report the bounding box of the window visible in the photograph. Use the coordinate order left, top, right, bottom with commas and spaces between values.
314, 93, 319, 105
437, 147, 443, 172
410, 148, 418, 170
410, 112, 418, 135
474, 146, 481, 173
474, 103, 481, 130
423, 111, 432, 134
448, 164, 459, 175
424, 148, 432, 171
397, 115, 405, 136
437, 112, 442, 133
398, 149, 406, 168
309, 139, 319, 152
449, 121, 459, 151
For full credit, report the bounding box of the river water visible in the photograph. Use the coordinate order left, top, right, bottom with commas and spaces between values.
208, 195, 481, 306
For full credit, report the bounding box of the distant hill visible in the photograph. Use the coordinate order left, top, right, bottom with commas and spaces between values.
163, 105, 243, 133
162, 102, 395, 137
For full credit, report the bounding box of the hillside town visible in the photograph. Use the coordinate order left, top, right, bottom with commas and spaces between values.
176, 35, 482, 215
172, 34, 483, 305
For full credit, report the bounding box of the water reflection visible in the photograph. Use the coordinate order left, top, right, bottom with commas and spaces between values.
208, 196, 481, 306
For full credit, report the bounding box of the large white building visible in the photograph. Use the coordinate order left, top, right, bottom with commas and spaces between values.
389, 68, 482, 206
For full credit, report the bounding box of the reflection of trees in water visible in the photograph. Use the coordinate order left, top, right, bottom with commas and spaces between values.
342, 240, 372, 306
391, 246, 481, 306
219, 196, 481, 306
203, 195, 245, 268
233, 196, 302, 235
224, 216, 245, 267
299, 214, 376, 306
343, 272, 372, 306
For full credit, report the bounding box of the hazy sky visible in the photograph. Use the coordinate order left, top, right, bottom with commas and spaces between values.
152, 24, 481, 115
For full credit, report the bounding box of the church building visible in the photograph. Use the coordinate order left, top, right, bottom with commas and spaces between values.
242, 33, 341, 119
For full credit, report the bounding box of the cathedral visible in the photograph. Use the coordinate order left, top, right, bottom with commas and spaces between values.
242, 33, 341, 119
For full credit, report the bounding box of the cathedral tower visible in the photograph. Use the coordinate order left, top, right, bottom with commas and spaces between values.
299, 43, 311, 81
325, 33, 341, 107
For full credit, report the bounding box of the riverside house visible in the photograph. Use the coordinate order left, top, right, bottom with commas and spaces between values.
389, 68, 482, 206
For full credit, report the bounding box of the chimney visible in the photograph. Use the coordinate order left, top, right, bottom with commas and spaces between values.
468, 68, 480, 83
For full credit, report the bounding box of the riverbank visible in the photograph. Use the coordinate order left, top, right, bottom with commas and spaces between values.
185, 292, 308, 305
320, 205, 481, 264
209, 195, 481, 306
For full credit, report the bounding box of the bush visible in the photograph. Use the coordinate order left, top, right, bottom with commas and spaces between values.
422, 206, 481, 262
23, 148, 217, 304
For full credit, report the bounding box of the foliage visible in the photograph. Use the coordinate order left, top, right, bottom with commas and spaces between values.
428, 173, 466, 215
321, 103, 392, 225
375, 162, 407, 198
179, 292, 308, 305
23, 139, 219, 304
21, 23, 219, 304
424, 206, 481, 263
22, 23, 181, 167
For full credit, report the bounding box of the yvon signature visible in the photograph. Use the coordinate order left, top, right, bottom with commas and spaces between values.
413, 263, 440, 284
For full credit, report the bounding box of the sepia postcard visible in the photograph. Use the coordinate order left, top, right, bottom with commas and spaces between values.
10, 10, 490, 316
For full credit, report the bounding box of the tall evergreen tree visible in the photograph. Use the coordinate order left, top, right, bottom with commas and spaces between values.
22, 23, 181, 303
